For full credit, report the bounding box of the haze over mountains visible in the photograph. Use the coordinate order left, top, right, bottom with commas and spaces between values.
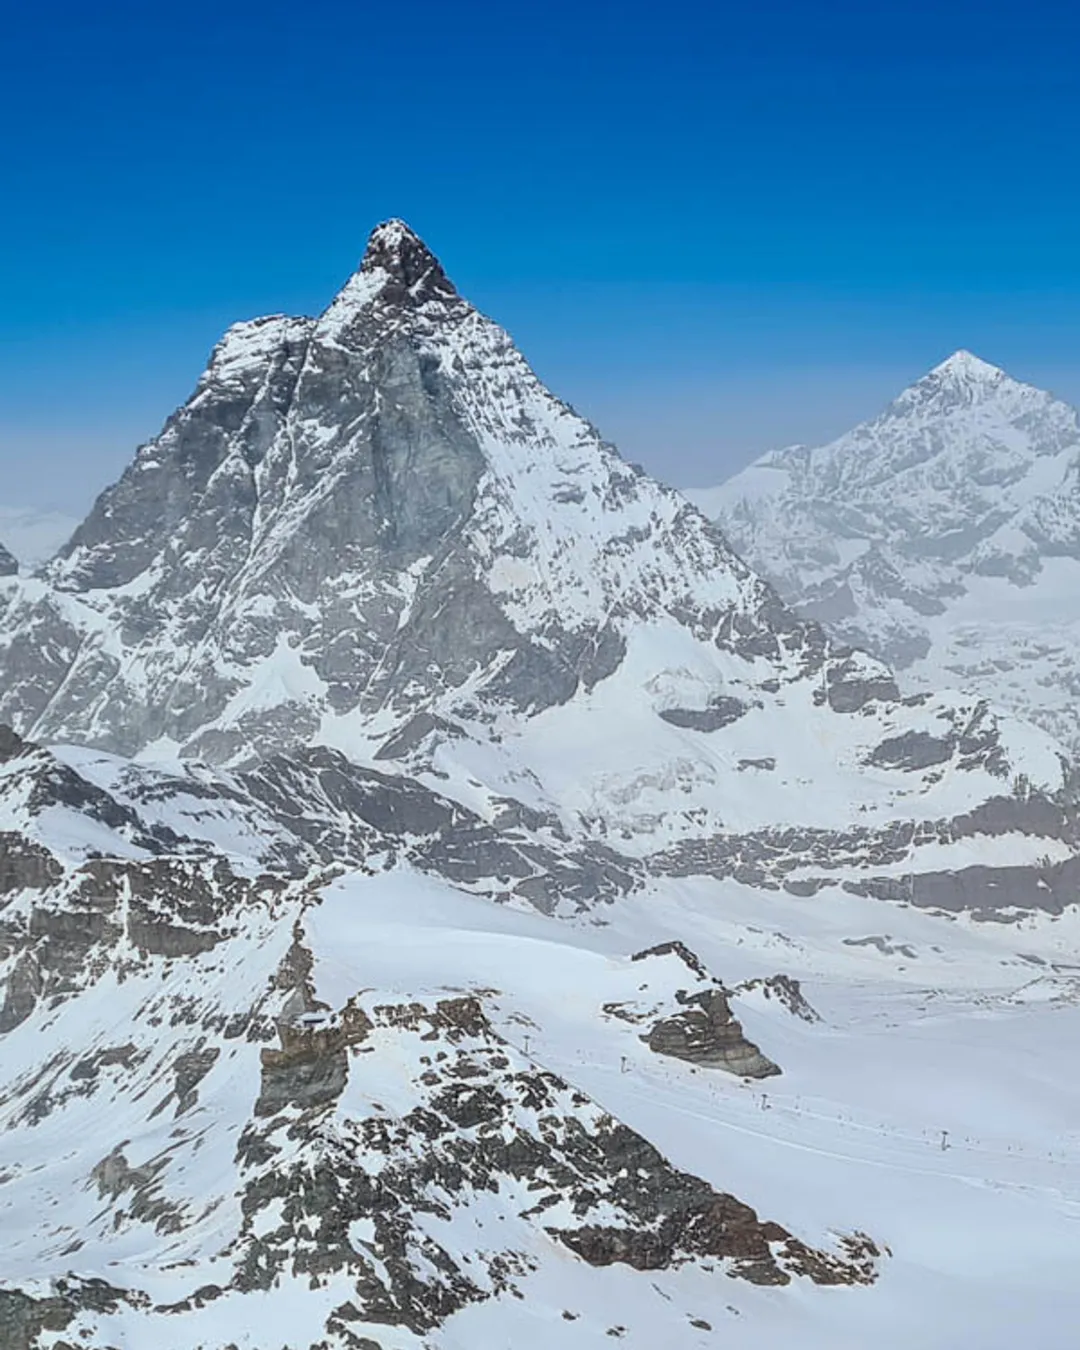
1, 224, 1079, 1350
0, 507, 78, 573
692, 351, 1080, 758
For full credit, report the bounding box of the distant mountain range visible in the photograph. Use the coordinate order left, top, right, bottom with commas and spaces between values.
690, 351, 1080, 758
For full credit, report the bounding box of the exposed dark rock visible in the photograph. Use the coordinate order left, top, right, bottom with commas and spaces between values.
0, 953, 44, 1033
735, 974, 819, 1022
824, 655, 900, 712
866, 704, 1011, 778
0, 723, 29, 761
90, 1147, 186, 1233
233, 992, 874, 1334
644, 989, 781, 1078
782, 875, 831, 897
239, 747, 642, 914
0, 833, 63, 894
553, 1190, 788, 1285
0, 854, 289, 1030
647, 791, 1080, 912
172, 1046, 221, 1114
256, 1001, 373, 1116
842, 935, 918, 958
70, 1043, 139, 1082
0, 1279, 135, 1350
0, 1290, 73, 1350
867, 730, 955, 771
844, 854, 1080, 918
659, 697, 749, 732
631, 940, 712, 980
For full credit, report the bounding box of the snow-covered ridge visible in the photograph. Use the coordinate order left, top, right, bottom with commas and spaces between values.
693, 352, 1080, 757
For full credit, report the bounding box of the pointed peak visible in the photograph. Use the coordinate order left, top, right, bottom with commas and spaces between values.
321, 220, 459, 330
360, 217, 456, 296
928, 349, 1007, 383
363, 218, 427, 265
888, 348, 1030, 416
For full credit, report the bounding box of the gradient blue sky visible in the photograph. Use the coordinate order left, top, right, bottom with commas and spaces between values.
4, 0, 1080, 511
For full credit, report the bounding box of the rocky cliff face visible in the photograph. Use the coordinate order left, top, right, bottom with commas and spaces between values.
0, 219, 757, 761
0, 539, 15, 576
645, 989, 781, 1078
691, 352, 1080, 758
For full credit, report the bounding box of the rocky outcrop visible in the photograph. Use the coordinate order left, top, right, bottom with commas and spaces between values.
843, 855, 1080, 919
631, 939, 712, 979
0, 540, 16, 576
0, 1280, 136, 1350
644, 989, 781, 1078
233, 992, 872, 1337
658, 696, 750, 731
0, 833, 63, 894
256, 1000, 373, 1116
648, 782, 1080, 915
240, 746, 642, 914
0, 851, 290, 1031
735, 974, 819, 1022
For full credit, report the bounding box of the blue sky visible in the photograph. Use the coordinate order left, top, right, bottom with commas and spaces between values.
4, 0, 1080, 510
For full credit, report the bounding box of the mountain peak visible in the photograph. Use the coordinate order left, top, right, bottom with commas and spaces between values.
321, 219, 457, 329
889, 348, 1024, 416
928, 349, 1007, 384
359, 217, 456, 296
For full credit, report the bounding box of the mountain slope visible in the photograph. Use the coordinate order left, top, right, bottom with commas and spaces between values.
0, 233, 1071, 915
3, 726, 1080, 1350
691, 353, 1080, 755
0, 727, 885, 1347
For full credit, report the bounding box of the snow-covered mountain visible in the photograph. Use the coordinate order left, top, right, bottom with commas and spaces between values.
0, 232, 1070, 899
691, 352, 1080, 756
2, 230, 1080, 1349
0, 505, 78, 572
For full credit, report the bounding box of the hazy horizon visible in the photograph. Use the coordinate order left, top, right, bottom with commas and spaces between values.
6, 0, 1080, 516
5, 318, 1080, 517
